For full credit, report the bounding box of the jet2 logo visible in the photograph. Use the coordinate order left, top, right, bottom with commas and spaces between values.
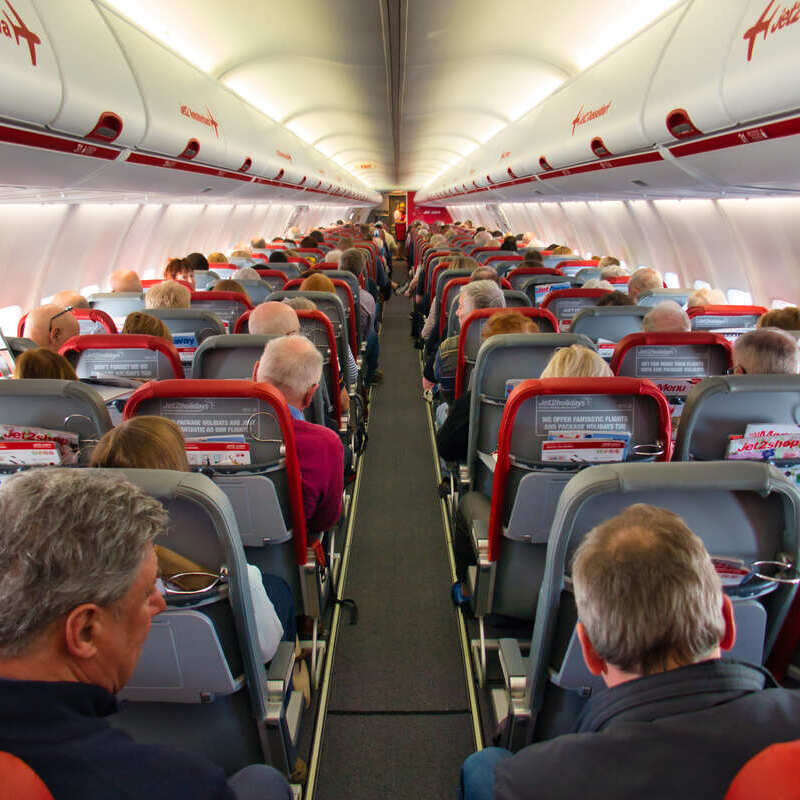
743, 0, 800, 62
1, 0, 41, 66
571, 102, 612, 136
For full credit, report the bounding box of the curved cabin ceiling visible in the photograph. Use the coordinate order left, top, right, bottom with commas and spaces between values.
100, 0, 683, 192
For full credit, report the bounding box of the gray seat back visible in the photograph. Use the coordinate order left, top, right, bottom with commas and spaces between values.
145, 308, 226, 339
190, 298, 251, 331
66, 338, 181, 382
191, 334, 276, 379
108, 469, 272, 773
675, 375, 800, 461
466, 334, 596, 494
520, 276, 571, 305
0, 379, 112, 460
434, 268, 472, 310
503, 289, 533, 309
525, 461, 800, 737
569, 306, 647, 342
235, 279, 274, 305
638, 288, 691, 307
89, 292, 144, 327
572, 268, 601, 285
265, 262, 301, 279
193, 271, 221, 290
268, 290, 349, 376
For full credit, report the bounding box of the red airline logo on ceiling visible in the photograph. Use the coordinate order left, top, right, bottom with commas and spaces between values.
571, 102, 612, 136
180, 105, 219, 137
276, 150, 292, 161
743, 1, 799, 62
1, 0, 41, 67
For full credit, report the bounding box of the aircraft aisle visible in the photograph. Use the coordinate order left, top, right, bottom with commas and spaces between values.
312, 297, 476, 799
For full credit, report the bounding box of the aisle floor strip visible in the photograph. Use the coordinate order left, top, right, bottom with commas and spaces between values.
304, 388, 372, 800
424, 384, 484, 752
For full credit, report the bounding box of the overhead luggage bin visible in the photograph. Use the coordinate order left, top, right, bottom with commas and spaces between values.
99, 8, 232, 167
533, 7, 682, 171
0, 0, 61, 127
643, 0, 744, 145
31, 0, 145, 148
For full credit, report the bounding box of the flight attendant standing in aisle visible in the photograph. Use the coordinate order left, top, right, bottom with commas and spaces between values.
394, 202, 406, 242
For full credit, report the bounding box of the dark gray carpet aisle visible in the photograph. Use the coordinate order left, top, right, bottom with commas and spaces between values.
315, 297, 474, 798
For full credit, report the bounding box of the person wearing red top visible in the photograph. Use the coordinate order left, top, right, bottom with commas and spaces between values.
256, 335, 343, 535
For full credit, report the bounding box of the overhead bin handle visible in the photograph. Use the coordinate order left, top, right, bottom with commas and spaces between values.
538, 156, 552, 172
178, 139, 200, 160
86, 112, 123, 143
507, 167, 518, 179
274, 168, 284, 181
590, 137, 613, 158
666, 108, 703, 140
238, 157, 252, 173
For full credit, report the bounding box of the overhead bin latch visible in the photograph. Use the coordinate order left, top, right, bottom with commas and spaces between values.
86, 112, 123, 144
178, 139, 200, 160
666, 108, 703, 140
538, 156, 552, 172
590, 137, 613, 159
238, 157, 253, 173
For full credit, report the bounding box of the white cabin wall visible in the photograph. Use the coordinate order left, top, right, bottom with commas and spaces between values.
0, 200, 353, 334
450, 197, 800, 307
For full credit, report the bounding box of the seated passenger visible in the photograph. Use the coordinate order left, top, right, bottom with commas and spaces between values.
521, 248, 544, 266
12, 348, 77, 380
473, 231, 494, 248
627, 267, 663, 301
109, 268, 143, 293
299, 273, 360, 386
256, 337, 344, 535
459, 504, 800, 800
0, 468, 291, 800
688, 287, 726, 307
582, 278, 614, 291
208, 252, 228, 264
251, 237, 267, 249
122, 311, 173, 342
212, 278, 246, 295
183, 252, 209, 272
145, 280, 191, 310
232, 267, 261, 282
437, 311, 539, 462
732, 328, 799, 374
499, 235, 517, 252
757, 306, 800, 331
269, 251, 289, 264
23, 304, 79, 352
597, 256, 621, 270
249, 301, 301, 337
283, 296, 317, 312
539, 344, 613, 379
324, 249, 342, 265
425, 280, 506, 400
340, 248, 381, 385
89, 416, 294, 657
51, 290, 89, 309
163, 257, 194, 289
642, 301, 691, 333
599, 264, 630, 280
420, 256, 479, 343
596, 290, 635, 307
551, 245, 572, 255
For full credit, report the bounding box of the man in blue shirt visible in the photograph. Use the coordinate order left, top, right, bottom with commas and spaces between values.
0, 469, 291, 800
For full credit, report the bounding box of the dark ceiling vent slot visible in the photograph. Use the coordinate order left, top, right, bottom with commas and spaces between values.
591, 137, 612, 158
487, 174, 494, 184
200, 187, 214, 193
86, 112, 123, 143
666, 108, 703, 140
534, 190, 543, 195
178, 139, 200, 160
539, 156, 552, 171
274, 168, 284, 181
238, 157, 252, 173
298, 176, 306, 186
507, 167, 518, 178
631, 179, 649, 187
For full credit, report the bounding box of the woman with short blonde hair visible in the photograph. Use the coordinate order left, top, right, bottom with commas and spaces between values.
13, 348, 78, 380
540, 344, 613, 378
122, 311, 172, 343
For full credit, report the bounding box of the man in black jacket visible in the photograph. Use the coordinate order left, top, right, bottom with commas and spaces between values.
459, 503, 800, 800
0, 469, 291, 800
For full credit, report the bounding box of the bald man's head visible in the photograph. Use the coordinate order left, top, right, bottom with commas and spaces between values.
24, 304, 79, 352
110, 269, 142, 293
248, 301, 300, 336
50, 290, 89, 309
628, 268, 663, 301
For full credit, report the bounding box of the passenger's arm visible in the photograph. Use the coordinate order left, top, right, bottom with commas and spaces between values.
245, 564, 283, 663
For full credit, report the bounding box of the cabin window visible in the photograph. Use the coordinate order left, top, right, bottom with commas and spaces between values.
771, 299, 794, 310
693, 279, 711, 290
664, 272, 680, 288
142, 267, 159, 279
726, 288, 753, 305
80, 284, 100, 298
0, 306, 22, 337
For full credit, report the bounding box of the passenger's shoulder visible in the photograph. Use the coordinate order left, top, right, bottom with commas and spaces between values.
293, 419, 343, 450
